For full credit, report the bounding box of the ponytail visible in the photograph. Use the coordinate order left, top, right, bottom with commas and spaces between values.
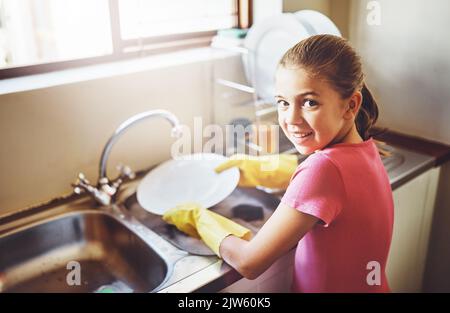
357, 83, 379, 140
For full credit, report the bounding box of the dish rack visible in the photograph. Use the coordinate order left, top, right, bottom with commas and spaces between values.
211, 40, 278, 121
210, 38, 286, 156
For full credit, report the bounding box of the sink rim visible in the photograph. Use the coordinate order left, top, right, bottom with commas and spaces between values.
0, 208, 175, 293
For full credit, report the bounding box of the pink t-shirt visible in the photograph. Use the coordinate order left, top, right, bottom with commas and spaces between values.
281, 138, 394, 293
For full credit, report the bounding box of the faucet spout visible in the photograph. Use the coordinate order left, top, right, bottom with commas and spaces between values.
99, 109, 181, 181
73, 109, 181, 206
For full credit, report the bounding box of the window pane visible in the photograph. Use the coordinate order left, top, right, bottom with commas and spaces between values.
0, 0, 113, 69
118, 0, 237, 39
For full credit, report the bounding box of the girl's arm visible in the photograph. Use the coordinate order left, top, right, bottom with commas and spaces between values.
219, 202, 319, 280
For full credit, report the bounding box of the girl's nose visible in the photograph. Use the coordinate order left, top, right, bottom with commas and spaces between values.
285, 105, 304, 125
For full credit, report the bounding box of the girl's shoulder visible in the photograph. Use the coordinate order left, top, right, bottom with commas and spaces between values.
293, 151, 341, 182
319, 138, 377, 157
312, 139, 378, 165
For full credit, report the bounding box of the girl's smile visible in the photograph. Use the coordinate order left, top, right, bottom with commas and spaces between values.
286, 126, 314, 145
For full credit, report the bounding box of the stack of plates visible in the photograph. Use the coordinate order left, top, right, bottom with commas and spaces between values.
243, 10, 341, 101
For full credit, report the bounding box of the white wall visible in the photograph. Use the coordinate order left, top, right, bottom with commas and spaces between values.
283, 0, 350, 38
283, 0, 331, 16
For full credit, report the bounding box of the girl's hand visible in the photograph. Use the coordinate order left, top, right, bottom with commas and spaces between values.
214, 154, 298, 189
162, 203, 251, 257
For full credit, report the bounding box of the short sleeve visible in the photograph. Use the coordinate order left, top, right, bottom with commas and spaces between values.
281, 153, 346, 227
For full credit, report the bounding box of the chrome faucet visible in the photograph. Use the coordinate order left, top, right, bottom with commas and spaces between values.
72, 109, 182, 206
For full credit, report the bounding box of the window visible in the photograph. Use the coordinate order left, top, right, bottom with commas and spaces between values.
0, 0, 246, 78
0, 0, 113, 69
118, 0, 236, 39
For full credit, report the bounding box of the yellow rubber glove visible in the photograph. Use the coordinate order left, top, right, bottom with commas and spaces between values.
162, 203, 252, 257
214, 154, 298, 189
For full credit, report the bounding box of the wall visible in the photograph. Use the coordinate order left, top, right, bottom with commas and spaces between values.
348, 0, 450, 145
0, 49, 254, 214
283, 0, 350, 38
329, 0, 350, 39
347, 0, 450, 292
283, 0, 331, 16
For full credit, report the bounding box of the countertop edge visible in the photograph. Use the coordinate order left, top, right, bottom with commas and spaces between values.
373, 128, 450, 167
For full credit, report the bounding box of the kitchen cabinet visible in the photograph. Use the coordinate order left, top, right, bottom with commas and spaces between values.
386, 166, 440, 292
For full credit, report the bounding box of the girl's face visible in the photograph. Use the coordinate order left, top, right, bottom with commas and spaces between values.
275, 66, 355, 155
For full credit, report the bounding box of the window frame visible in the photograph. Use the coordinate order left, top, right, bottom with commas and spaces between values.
0, 0, 252, 79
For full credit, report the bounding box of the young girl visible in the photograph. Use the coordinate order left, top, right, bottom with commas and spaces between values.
218, 34, 394, 292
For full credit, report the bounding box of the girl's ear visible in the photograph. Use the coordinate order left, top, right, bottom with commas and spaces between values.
343, 91, 362, 120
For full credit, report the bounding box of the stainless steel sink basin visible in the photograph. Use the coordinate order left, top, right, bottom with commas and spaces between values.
0, 211, 170, 293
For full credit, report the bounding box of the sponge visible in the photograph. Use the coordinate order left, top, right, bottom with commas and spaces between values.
232, 204, 264, 222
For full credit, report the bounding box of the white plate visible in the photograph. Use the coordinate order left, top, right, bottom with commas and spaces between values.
294, 10, 341, 37
137, 153, 240, 215
243, 13, 309, 101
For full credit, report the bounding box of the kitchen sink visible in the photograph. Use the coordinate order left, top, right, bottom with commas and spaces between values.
0, 210, 170, 293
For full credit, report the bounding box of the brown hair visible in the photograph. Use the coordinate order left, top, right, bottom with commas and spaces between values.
278, 34, 379, 140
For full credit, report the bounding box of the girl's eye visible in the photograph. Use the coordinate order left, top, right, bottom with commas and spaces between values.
277, 100, 289, 109
303, 99, 318, 108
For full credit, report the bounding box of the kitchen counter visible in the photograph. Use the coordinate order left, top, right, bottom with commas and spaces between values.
373, 128, 450, 167
126, 136, 439, 292
0, 129, 448, 293
376, 144, 435, 190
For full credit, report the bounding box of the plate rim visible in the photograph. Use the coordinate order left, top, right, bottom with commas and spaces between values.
242, 12, 309, 100
136, 153, 240, 215
294, 9, 342, 37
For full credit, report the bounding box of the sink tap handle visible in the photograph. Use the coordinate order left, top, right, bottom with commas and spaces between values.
98, 177, 116, 195
117, 164, 136, 180
77, 173, 91, 185
108, 164, 135, 191
72, 174, 95, 194
72, 185, 84, 195
72, 175, 111, 205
